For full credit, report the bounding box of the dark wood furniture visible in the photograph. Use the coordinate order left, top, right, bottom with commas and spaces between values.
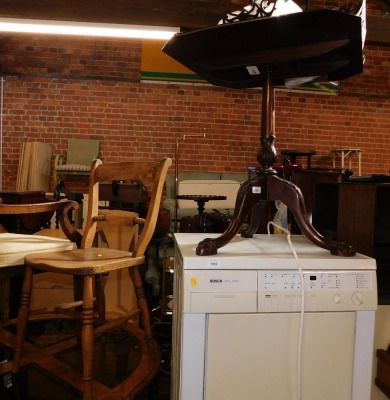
0, 192, 78, 322
0, 199, 79, 323
163, 9, 363, 257
99, 181, 149, 216
0, 191, 52, 234
281, 149, 316, 169
292, 168, 342, 217
376, 348, 390, 398
176, 194, 227, 232
312, 182, 390, 303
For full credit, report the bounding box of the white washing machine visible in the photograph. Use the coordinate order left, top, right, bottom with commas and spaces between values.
171, 233, 377, 400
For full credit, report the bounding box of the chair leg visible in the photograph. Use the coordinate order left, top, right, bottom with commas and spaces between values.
12, 267, 34, 373
94, 274, 106, 321
81, 275, 95, 382
129, 268, 153, 340
0, 277, 11, 324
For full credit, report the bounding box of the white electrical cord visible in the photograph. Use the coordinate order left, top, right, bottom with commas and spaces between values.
267, 221, 305, 400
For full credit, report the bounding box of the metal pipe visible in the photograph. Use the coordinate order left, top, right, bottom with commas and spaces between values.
174, 130, 206, 232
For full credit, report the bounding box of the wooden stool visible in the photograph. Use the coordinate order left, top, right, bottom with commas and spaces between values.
331, 149, 362, 175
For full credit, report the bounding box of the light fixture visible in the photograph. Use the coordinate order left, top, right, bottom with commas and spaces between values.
0, 17, 179, 40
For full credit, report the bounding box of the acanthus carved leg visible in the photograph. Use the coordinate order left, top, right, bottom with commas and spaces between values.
268, 175, 356, 256
196, 175, 268, 255
240, 200, 266, 238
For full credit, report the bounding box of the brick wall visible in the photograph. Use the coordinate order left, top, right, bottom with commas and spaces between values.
1, 10, 390, 192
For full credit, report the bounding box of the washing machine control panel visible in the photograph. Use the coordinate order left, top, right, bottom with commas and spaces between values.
182, 269, 377, 313
258, 270, 377, 312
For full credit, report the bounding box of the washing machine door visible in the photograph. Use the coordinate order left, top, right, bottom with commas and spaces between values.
204, 312, 355, 400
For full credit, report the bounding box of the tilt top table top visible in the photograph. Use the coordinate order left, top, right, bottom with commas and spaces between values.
162, 9, 363, 89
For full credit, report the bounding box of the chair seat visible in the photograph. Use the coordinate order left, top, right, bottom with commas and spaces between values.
25, 247, 145, 275
55, 163, 91, 172
0, 233, 76, 268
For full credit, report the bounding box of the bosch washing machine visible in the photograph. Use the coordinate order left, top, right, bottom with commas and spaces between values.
171, 233, 377, 400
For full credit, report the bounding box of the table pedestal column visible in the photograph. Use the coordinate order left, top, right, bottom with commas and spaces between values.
196, 71, 355, 257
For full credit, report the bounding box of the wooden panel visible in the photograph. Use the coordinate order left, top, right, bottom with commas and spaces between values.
312, 182, 339, 240
376, 349, 390, 398
293, 168, 341, 216
313, 182, 390, 303
337, 183, 376, 257
17, 142, 53, 192
367, 16, 390, 45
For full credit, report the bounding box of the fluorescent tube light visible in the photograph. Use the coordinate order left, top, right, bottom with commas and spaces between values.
0, 18, 179, 40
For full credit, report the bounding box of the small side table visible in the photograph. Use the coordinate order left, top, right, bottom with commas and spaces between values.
330, 149, 362, 175
281, 149, 316, 169
176, 194, 227, 232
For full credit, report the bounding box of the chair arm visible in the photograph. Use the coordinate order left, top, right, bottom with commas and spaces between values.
95, 209, 143, 226
54, 153, 67, 167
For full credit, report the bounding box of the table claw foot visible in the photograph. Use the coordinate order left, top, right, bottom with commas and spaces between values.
196, 238, 219, 256
328, 240, 356, 257
196, 176, 267, 256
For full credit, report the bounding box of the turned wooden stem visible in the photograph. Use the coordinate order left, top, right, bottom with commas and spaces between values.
257, 69, 277, 172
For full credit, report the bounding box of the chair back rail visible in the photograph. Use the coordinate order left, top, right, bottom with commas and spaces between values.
82, 158, 172, 255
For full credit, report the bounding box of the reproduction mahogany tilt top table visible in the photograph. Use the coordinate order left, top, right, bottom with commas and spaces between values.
163, 9, 364, 257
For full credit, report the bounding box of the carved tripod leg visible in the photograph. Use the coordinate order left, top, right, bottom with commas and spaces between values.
268, 175, 356, 257
196, 175, 267, 256
240, 201, 266, 238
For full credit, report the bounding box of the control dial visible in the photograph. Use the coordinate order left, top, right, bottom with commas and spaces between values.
351, 291, 363, 306
332, 293, 341, 304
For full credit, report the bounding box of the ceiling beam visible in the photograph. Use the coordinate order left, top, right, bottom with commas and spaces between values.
0, 1, 388, 44
0, 0, 250, 30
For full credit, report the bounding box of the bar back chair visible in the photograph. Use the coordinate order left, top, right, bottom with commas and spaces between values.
12, 157, 172, 398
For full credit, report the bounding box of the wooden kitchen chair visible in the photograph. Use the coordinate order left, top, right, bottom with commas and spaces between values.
12, 157, 172, 398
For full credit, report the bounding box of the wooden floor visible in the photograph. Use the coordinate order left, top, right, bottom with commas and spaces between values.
0, 316, 170, 400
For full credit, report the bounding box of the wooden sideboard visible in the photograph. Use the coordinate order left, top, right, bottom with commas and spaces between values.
292, 168, 342, 217
312, 182, 390, 303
